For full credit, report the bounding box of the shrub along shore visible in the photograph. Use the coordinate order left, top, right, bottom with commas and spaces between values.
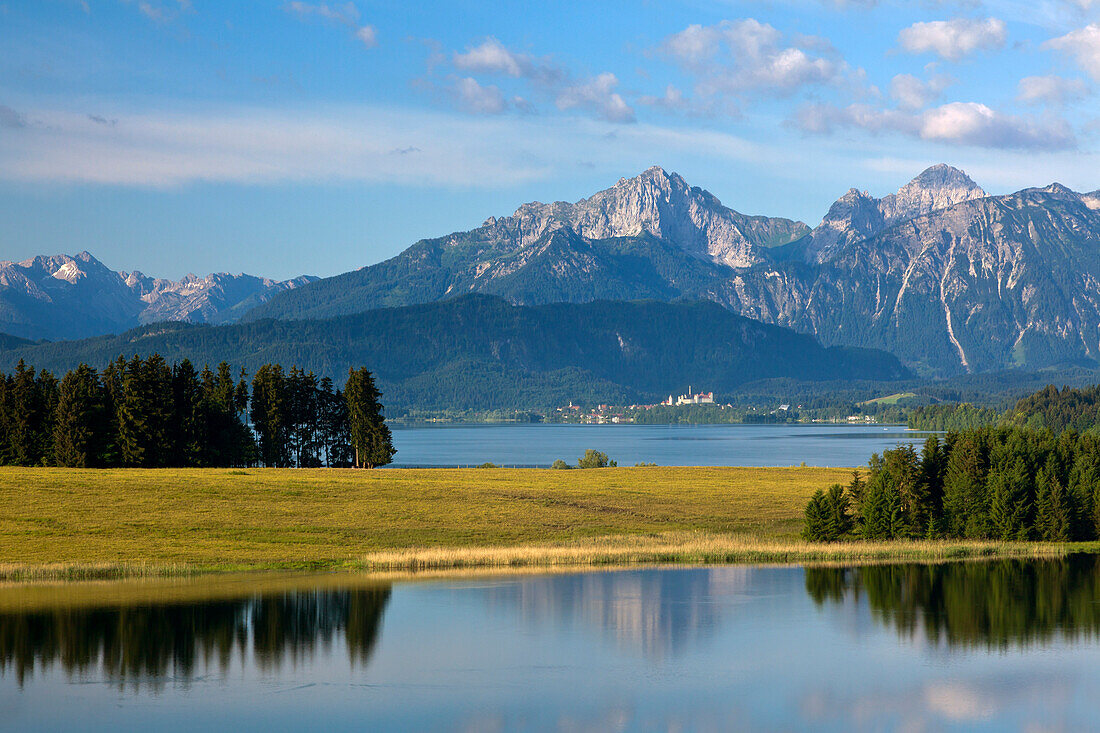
0, 465, 1082, 581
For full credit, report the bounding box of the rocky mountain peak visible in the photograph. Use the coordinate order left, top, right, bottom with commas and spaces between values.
880, 164, 986, 223
0, 252, 316, 340
499, 166, 806, 268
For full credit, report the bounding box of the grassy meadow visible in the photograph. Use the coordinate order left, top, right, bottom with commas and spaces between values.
0, 465, 1079, 580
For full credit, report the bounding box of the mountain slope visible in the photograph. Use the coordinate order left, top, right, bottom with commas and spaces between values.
247, 164, 1100, 375
0, 251, 316, 340
245, 167, 808, 321
0, 295, 909, 411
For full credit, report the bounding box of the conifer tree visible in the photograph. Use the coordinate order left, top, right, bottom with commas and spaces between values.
251, 364, 289, 467
823, 483, 852, 540
860, 481, 905, 539
7, 361, 44, 465
1036, 465, 1072, 541
943, 433, 990, 538
801, 489, 832, 542
345, 367, 394, 468
919, 435, 946, 517
988, 454, 1033, 540
171, 359, 203, 467
52, 364, 107, 468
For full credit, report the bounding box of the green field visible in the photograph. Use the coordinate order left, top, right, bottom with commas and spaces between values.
0, 466, 1076, 579
857, 392, 919, 406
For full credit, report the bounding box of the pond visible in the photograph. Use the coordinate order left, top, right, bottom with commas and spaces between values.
389, 423, 935, 468
4, 557, 1100, 730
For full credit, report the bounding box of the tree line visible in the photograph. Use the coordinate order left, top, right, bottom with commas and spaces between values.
0, 356, 394, 468
803, 426, 1100, 542
907, 384, 1100, 433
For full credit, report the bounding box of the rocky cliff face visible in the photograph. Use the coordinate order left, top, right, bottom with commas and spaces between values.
0, 252, 315, 340
724, 179, 1100, 374
17, 164, 1100, 377
499, 166, 808, 267
804, 164, 988, 263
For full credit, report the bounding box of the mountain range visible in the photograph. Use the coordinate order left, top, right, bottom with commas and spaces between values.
0, 295, 908, 411
0, 251, 315, 340
7, 163, 1100, 378
246, 164, 1100, 376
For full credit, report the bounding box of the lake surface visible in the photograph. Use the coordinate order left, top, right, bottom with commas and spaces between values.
389, 423, 935, 468
5, 558, 1100, 731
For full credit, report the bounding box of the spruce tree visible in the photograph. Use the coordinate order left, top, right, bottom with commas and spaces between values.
251, 364, 288, 467
943, 434, 989, 538
345, 368, 394, 468
988, 455, 1033, 540
171, 359, 203, 467
1036, 465, 1072, 541
860, 481, 904, 539
52, 364, 107, 468
801, 489, 831, 542
823, 483, 852, 540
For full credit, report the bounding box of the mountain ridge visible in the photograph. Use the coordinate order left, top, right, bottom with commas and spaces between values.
0, 251, 316, 340
0, 294, 909, 411
246, 163, 1100, 376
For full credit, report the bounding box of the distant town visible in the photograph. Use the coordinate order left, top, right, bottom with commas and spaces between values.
549, 388, 884, 425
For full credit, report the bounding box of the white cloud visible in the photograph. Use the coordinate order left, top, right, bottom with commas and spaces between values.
124, 0, 191, 24
452, 77, 507, 115
795, 100, 1075, 150
284, 1, 358, 24
897, 18, 1007, 61
283, 1, 376, 50
1045, 24, 1100, 80
660, 19, 845, 98
355, 25, 377, 49
452, 38, 564, 86
889, 73, 953, 109
3, 103, 742, 188
447, 38, 632, 122
1017, 74, 1089, 104
638, 85, 689, 111
555, 73, 635, 123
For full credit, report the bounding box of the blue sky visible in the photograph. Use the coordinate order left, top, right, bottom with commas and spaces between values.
3, 0, 1100, 280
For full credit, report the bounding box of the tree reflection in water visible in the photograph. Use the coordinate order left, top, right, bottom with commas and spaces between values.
0, 587, 391, 688
805, 555, 1100, 649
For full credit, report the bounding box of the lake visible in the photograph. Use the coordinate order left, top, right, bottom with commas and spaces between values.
5, 558, 1100, 731
389, 423, 935, 468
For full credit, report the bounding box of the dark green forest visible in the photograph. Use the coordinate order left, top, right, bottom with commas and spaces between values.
804, 426, 1100, 542
0, 357, 393, 468
909, 383, 1100, 433
0, 295, 909, 412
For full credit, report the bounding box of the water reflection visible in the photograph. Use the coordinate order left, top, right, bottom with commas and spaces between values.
486, 567, 750, 659
0, 587, 391, 687
806, 555, 1100, 649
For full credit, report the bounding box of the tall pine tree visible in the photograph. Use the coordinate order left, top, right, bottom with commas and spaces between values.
345, 368, 394, 469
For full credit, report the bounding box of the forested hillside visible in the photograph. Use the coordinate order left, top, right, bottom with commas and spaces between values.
0, 295, 908, 411
909, 384, 1100, 434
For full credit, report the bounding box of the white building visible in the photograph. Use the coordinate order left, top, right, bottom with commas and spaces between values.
676, 389, 715, 405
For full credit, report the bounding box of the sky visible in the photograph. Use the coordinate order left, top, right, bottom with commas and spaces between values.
3, 1, 1100, 280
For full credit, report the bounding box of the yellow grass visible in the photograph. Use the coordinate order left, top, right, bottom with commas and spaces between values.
0, 466, 1083, 580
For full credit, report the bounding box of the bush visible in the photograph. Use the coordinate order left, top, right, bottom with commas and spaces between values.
634, 462, 657, 467
477, 462, 499, 469
551, 459, 572, 470
577, 449, 616, 469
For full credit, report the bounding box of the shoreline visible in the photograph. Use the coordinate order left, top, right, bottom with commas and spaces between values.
0, 532, 1084, 584
0, 466, 1088, 586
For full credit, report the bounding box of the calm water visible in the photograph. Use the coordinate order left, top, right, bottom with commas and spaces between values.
5, 558, 1100, 731
389, 423, 934, 467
